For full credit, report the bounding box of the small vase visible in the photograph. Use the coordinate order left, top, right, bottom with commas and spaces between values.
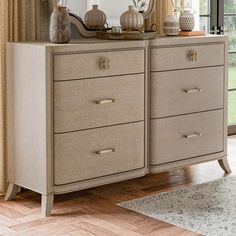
164, 16, 179, 36
179, 10, 195, 31
85, 5, 106, 29
120, 5, 144, 31
49, 6, 71, 44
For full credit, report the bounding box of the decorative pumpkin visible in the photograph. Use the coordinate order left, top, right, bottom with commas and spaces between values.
120, 5, 144, 31
84, 5, 106, 29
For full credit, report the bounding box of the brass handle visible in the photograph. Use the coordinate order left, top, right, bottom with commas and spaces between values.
100, 57, 110, 70
184, 88, 203, 94
187, 50, 198, 62
95, 148, 116, 155
95, 99, 116, 105
184, 133, 202, 139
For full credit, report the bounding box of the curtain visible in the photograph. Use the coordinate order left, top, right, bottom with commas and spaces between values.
146, 0, 179, 34
0, 0, 49, 195
146, 0, 172, 34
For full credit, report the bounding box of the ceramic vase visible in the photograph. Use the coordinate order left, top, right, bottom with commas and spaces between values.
164, 15, 179, 36
49, 6, 71, 44
84, 5, 106, 29
179, 10, 195, 31
120, 5, 144, 31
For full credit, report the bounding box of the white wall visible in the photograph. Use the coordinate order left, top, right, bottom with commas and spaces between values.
67, 0, 200, 29
67, 0, 135, 25
192, 0, 200, 30
67, 0, 87, 19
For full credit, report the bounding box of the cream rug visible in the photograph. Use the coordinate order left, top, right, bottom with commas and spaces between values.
118, 176, 236, 236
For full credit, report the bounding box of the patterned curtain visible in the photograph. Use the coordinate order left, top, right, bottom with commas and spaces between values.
0, 0, 49, 194
146, 0, 176, 34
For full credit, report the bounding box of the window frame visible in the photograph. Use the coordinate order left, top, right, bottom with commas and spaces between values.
200, 0, 236, 135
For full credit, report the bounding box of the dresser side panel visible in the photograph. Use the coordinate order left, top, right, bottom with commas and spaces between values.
7, 44, 52, 194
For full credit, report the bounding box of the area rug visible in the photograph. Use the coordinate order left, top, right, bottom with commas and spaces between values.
118, 176, 236, 236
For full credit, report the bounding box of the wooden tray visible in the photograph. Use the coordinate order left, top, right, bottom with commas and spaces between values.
96, 30, 157, 40
179, 30, 206, 36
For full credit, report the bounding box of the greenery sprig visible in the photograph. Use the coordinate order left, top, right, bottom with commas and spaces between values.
57, 0, 67, 7
133, 0, 149, 12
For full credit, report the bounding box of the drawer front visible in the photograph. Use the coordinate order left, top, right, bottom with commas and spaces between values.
151, 66, 224, 118
151, 44, 224, 71
54, 74, 144, 133
151, 110, 224, 165
54, 122, 145, 185
54, 50, 144, 81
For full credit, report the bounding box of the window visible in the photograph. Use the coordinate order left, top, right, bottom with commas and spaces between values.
199, 0, 211, 32
198, 0, 236, 135
224, 0, 236, 134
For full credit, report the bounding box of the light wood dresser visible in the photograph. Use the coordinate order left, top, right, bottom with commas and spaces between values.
149, 36, 229, 173
5, 35, 231, 216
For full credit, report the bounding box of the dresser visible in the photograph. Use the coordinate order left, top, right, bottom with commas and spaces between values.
149, 36, 229, 173
5, 36, 230, 216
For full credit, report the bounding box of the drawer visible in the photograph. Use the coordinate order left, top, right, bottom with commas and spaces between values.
151, 66, 224, 118
54, 49, 144, 81
151, 44, 224, 71
54, 74, 144, 133
151, 110, 224, 165
54, 122, 145, 185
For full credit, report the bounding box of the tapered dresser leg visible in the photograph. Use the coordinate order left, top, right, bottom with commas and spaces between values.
4, 183, 19, 201
41, 194, 54, 217
218, 157, 232, 173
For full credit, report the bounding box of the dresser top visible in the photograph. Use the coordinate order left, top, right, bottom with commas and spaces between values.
150, 34, 227, 47
8, 35, 227, 53
8, 38, 149, 53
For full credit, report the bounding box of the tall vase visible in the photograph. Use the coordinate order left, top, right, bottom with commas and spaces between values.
84, 5, 106, 29
120, 6, 144, 31
49, 6, 71, 44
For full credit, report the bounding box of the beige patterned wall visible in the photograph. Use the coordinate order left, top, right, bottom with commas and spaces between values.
0, 0, 49, 194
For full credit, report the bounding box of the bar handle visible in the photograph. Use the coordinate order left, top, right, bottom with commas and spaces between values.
184, 133, 202, 139
95, 99, 116, 105
184, 88, 203, 94
95, 148, 116, 155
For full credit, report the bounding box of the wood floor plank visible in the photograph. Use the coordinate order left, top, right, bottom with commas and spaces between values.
0, 205, 24, 219
0, 214, 19, 227
72, 222, 123, 236
0, 224, 16, 235
77, 214, 142, 236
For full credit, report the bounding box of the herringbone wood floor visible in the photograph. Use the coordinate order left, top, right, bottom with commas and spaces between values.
0, 136, 236, 236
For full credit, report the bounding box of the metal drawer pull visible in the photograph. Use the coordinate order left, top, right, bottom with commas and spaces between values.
95, 99, 116, 105
184, 133, 202, 139
187, 50, 198, 62
95, 148, 116, 155
100, 57, 110, 70
184, 88, 203, 94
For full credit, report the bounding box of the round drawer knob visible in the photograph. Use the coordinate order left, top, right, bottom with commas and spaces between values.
187, 50, 198, 62
100, 57, 110, 70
